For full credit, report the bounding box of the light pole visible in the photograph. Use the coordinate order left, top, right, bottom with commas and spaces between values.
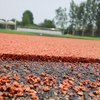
6, 19, 7, 30
15, 19, 16, 30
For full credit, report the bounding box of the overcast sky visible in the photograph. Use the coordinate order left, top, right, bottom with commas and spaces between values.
0, 0, 87, 24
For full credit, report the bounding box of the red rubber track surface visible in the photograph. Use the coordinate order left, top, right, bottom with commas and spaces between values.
0, 32, 100, 62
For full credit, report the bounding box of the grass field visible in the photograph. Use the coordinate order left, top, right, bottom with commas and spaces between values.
0, 29, 100, 40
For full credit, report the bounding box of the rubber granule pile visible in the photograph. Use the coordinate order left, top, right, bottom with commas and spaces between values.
0, 60, 100, 100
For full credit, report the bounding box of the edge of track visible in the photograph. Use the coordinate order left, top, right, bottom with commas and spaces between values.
0, 53, 100, 63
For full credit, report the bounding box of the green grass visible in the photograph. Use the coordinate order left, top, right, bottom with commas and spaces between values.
0, 29, 100, 40
25, 24, 40, 28
0, 30, 39, 35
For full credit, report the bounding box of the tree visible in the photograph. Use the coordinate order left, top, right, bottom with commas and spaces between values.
91, 0, 97, 36
22, 10, 34, 26
39, 19, 56, 28
85, 0, 92, 34
54, 7, 68, 34
10, 19, 22, 30
78, 2, 88, 36
85, 0, 97, 36
69, 0, 77, 35
96, 0, 100, 36
0, 19, 6, 29
74, 4, 80, 34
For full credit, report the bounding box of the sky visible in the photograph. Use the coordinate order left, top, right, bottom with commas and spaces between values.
0, 0, 87, 24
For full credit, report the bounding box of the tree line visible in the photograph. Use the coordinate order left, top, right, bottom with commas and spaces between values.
0, 0, 100, 37
68, 0, 100, 37
21, 10, 56, 29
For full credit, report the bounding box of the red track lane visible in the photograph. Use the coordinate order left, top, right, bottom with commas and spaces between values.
0, 32, 100, 60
